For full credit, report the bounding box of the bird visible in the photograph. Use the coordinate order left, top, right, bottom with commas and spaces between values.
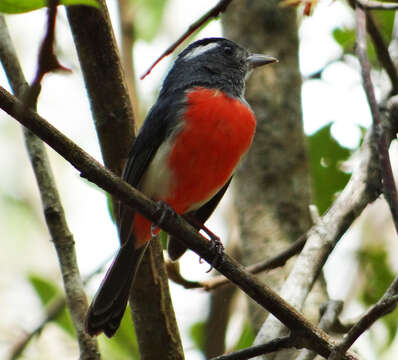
86, 37, 277, 337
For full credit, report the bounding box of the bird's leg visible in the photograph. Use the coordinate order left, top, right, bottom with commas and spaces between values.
151, 201, 175, 236
184, 215, 224, 272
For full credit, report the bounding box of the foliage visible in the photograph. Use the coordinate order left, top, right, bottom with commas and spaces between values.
357, 243, 398, 351
190, 321, 206, 353
332, 11, 395, 68
233, 321, 255, 351
99, 308, 140, 360
308, 123, 351, 214
0, 0, 99, 14
132, 0, 168, 41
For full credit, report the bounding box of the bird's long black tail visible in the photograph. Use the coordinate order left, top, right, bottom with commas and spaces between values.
85, 240, 146, 337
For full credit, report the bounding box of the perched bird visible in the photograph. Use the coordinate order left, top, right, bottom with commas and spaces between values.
86, 37, 277, 337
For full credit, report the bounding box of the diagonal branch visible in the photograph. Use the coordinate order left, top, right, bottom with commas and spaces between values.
356, 0, 398, 10
168, 234, 306, 290
23, 0, 70, 111
355, 4, 398, 232
366, 12, 398, 94
210, 336, 295, 360
0, 86, 356, 359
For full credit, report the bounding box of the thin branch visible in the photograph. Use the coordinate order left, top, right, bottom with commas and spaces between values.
210, 336, 296, 360
325, 6, 398, 359
296, 300, 345, 360
10, 296, 66, 360
366, 11, 398, 94
355, 4, 398, 233
0, 87, 356, 359
23, 0, 69, 111
8, 254, 111, 359
356, 0, 398, 10
0, 15, 99, 360
140, 0, 233, 79
167, 234, 306, 290
330, 276, 398, 359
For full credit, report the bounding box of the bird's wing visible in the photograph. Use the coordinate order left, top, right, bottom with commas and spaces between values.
167, 177, 232, 260
118, 94, 184, 244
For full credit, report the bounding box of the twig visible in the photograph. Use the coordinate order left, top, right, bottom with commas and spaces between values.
356, 0, 398, 10
22, 0, 69, 111
330, 276, 398, 359
366, 11, 398, 94
10, 296, 66, 360
296, 300, 345, 360
67, 3, 184, 357
0, 15, 99, 360
0, 87, 356, 359
167, 234, 306, 290
326, 6, 398, 359
210, 336, 295, 360
8, 254, 111, 359
355, 4, 398, 233
140, 0, 233, 79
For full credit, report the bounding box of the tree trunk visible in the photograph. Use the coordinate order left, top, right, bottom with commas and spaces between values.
222, 0, 315, 332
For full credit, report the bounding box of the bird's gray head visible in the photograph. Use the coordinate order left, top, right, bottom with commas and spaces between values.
160, 38, 277, 98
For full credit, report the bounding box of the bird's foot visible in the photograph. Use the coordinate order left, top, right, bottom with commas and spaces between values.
151, 201, 175, 237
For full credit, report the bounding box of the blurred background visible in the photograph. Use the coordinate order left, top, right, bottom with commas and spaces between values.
1, 0, 398, 359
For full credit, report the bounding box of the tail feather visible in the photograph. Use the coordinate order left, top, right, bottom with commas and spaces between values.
86, 240, 146, 337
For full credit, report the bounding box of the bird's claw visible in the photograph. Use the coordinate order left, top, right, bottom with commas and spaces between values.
151, 201, 175, 237
198, 234, 224, 273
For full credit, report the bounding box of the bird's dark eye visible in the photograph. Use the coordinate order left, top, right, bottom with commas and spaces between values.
223, 46, 233, 56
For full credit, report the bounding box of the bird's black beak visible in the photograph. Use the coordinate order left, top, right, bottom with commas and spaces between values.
247, 54, 278, 69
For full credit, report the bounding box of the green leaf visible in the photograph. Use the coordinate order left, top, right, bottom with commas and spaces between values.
28, 273, 58, 305
332, 10, 394, 69
106, 192, 116, 224
133, 0, 168, 41
160, 230, 168, 249
308, 123, 351, 214
372, 10, 395, 46
233, 321, 255, 351
357, 244, 398, 349
0, 0, 99, 14
190, 321, 206, 353
332, 28, 356, 54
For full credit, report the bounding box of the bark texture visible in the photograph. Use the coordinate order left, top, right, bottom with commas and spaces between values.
66, 2, 184, 358
223, 1, 314, 331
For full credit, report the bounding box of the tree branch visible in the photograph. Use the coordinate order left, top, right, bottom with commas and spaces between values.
365, 11, 398, 94
8, 253, 111, 359
0, 87, 356, 359
330, 275, 398, 359
66, 3, 184, 358
167, 234, 306, 291
252, 101, 382, 355
356, 0, 398, 10
0, 15, 99, 360
355, 4, 398, 232
140, 0, 234, 79
325, 6, 398, 358
23, 0, 69, 111
210, 336, 295, 360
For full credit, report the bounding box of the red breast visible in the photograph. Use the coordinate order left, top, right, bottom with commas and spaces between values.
133, 87, 256, 246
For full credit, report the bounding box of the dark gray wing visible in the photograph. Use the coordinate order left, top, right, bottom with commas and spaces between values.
119, 93, 184, 244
